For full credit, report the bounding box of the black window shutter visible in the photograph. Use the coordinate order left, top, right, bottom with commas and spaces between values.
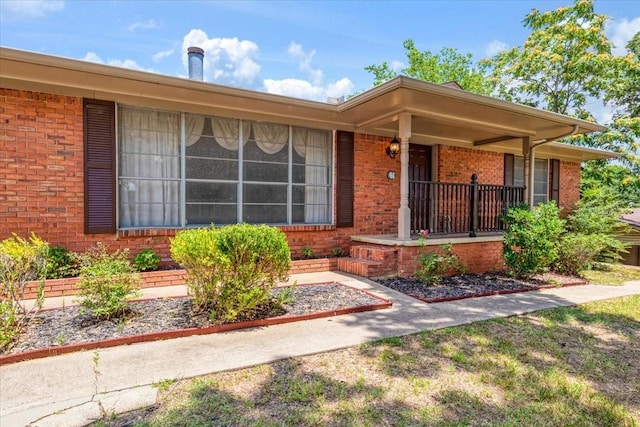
336, 131, 354, 228
504, 154, 514, 186
84, 99, 116, 234
550, 159, 560, 203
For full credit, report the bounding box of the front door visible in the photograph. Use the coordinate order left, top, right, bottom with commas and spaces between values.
409, 144, 432, 233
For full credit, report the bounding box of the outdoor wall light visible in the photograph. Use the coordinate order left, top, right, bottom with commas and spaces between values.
386, 136, 400, 159
387, 171, 396, 180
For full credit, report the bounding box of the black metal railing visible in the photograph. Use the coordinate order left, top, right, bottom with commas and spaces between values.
409, 174, 524, 237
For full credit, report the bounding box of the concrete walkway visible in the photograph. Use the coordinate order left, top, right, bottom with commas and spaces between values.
2, 272, 640, 427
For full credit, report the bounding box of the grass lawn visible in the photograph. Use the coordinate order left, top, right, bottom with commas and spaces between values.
102, 293, 640, 426
582, 263, 640, 286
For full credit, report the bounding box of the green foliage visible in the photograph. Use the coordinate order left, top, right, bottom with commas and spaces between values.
415, 243, 465, 285
0, 233, 48, 350
75, 243, 141, 320
501, 203, 565, 278
133, 248, 161, 272
365, 39, 493, 95
482, 0, 613, 116
331, 247, 345, 257
46, 245, 78, 279
483, 0, 640, 199
301, 246, 313, 259
170, 224, 291, 321
553, 188, 631, 274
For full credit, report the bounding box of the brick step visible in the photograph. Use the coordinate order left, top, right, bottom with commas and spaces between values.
337, 257, 384, 278
349, 245, 397, 262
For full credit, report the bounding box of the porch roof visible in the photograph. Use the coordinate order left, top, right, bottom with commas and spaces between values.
0, 47, 614, 162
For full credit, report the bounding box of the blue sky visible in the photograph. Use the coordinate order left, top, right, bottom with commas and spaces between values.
1, 0, 638, 103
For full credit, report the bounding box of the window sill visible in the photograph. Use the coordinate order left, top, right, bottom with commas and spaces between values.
117, 224, 336, 238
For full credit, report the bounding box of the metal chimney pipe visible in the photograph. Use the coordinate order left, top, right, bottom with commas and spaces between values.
187, 46, 204, 80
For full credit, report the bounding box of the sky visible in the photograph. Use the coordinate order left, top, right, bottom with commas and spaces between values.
0, 0, 639, 104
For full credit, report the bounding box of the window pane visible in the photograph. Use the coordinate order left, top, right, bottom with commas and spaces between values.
186, 157, 238, 180
186, 182, 237, 203
118, 107, 180, 228
187, 204, 236, 225
244, 184, 287, 204
119, 179, 179, 227
243, 183, 287, 223
243, 161, 288, 182
243, 205, 287, 224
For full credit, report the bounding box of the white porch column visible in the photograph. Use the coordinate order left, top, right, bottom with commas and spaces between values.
398, 113, 412, 240
522, 136, 534, 206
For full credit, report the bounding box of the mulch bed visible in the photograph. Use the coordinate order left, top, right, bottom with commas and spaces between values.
375, 272, 586, 303
2, 283, 388, 360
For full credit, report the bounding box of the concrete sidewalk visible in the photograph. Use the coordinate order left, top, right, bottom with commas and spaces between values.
2, 272, 640, 427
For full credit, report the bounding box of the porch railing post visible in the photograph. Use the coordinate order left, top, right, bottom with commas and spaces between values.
469, 174, 478, 237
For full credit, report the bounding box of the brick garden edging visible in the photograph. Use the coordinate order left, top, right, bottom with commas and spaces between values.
22, 258, 341, 300
0, 283, 391, 365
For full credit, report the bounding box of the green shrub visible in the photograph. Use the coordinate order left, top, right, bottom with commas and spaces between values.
0, 233, 48, 350
331, 247, 345, 257
501, 202, 565, 278
46, 245, 78, 279
75, 243, 141, 320
170, 224, 291, 321
415, 243, 465, 285
553, 189, 631, 274
301, 246, 313, 259
133, 248, 161, 272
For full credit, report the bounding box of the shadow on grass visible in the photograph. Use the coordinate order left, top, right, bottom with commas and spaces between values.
359, 295, 639, 426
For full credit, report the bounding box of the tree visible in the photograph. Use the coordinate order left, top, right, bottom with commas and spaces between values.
365, 39, 493, 95
483, 0, 640, 204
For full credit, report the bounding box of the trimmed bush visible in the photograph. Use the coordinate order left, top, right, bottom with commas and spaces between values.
75, 243, 141, 320
170, 224, 291, 321
502, 202, 565, 278
0, 233, 48, 350
133, 248, 161, 272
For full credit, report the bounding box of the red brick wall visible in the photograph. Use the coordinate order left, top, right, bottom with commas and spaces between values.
559, 161, 581, 211
0, 88, 402, 261
397, 240, 505, 277
437, 145, 504, 185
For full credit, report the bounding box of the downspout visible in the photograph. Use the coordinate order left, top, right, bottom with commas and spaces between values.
522, 124, 579, 206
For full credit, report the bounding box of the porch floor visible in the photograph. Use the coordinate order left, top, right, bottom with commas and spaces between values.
351, 232, 503, 247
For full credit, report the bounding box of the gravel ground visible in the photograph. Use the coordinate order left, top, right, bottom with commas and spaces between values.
4, 283, 383, 356
375, 272, 582, 302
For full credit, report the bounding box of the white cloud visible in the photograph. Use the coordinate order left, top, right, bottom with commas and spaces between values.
128, 19, 159, 32
607, 16, 640, 55
181, 29, 261, 86
288, 42, 323, 85
1, 0, 63, 18
485, 40, 508, 57
153, 48, 175, 62
263, 77, 354, 102
83, 52, 152, 72
263, 42, 354, 101
390, 60, 404, 72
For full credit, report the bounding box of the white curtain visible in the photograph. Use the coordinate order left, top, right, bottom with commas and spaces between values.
303, 130, 330, 223
252, 122, 288, 154
185, 115, 205, 147
119, 108, 180, 227
212, 117, 251, 150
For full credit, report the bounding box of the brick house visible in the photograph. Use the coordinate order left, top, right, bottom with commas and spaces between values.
0, 47, 615, 278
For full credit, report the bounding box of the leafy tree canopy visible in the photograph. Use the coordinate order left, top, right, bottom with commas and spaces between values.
364, 39, 493, 95
480, 0, 639, 203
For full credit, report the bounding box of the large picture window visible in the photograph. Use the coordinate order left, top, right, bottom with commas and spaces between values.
117, 106, 332, 228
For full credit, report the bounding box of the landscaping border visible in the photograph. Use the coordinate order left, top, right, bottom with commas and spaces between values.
0, 282, 390, 365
